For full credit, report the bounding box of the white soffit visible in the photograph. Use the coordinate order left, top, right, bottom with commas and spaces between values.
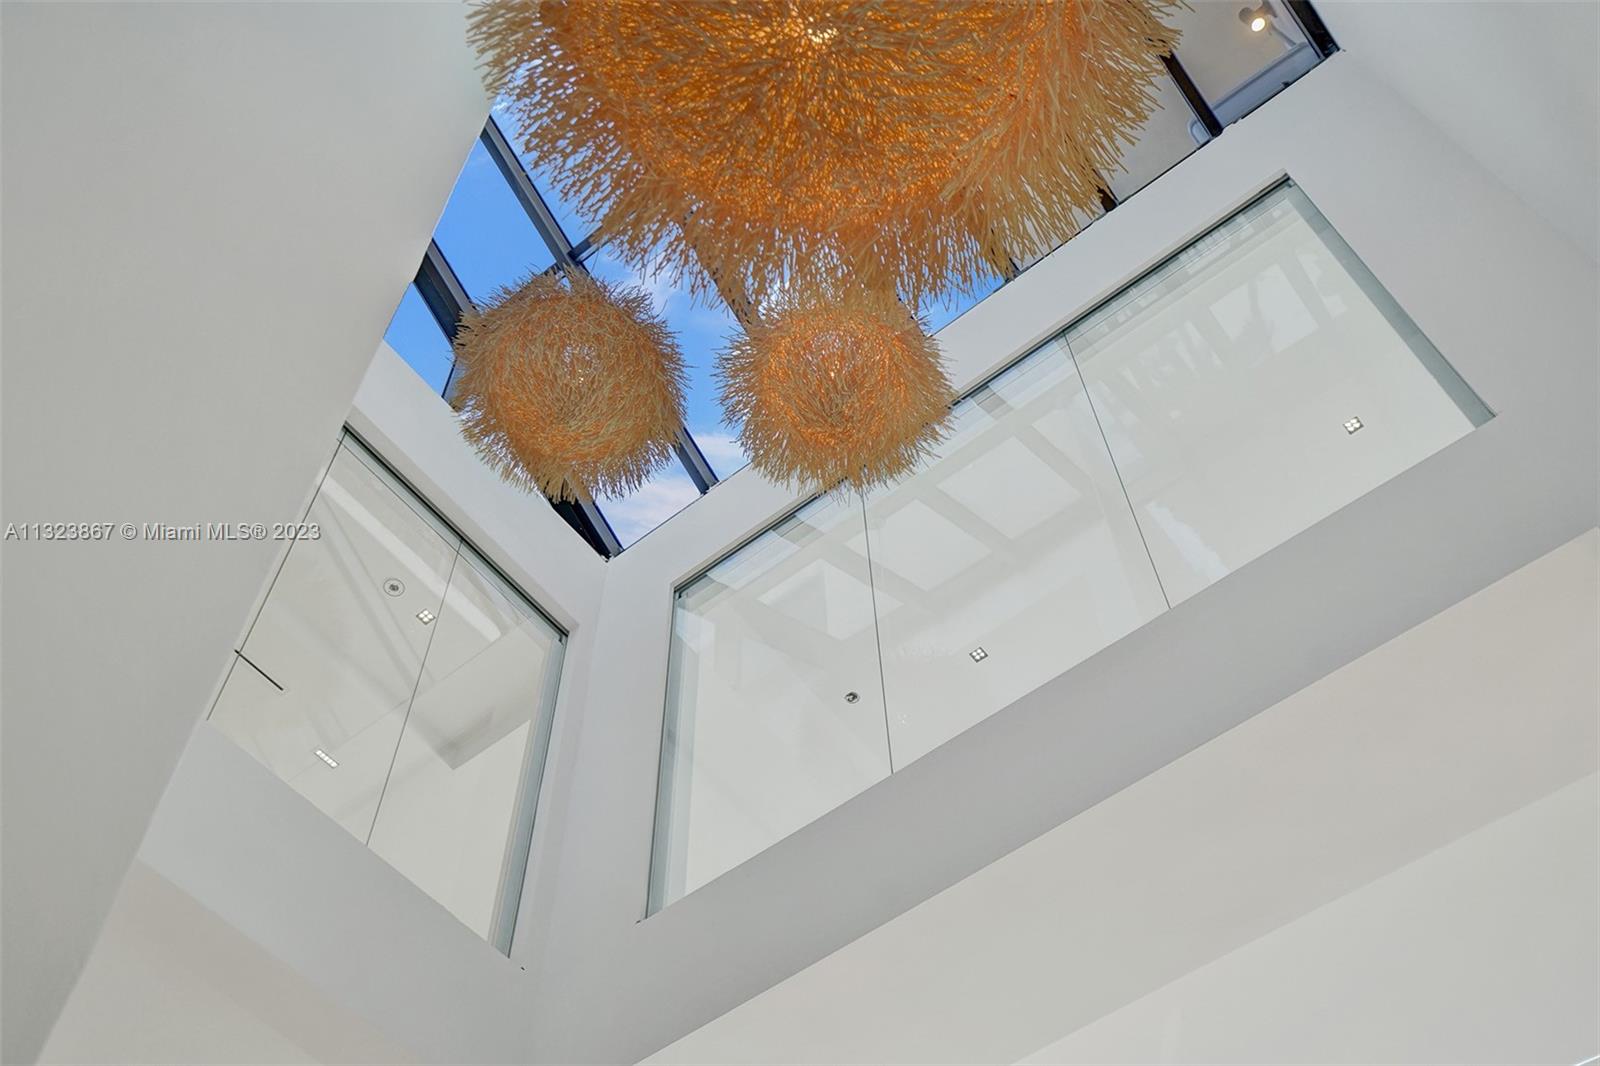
645, 531, 1600, 1065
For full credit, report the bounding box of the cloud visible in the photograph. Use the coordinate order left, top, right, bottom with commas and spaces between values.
598, 469, 702, 546
590, 249, 677, 317
690, 430, 749, 474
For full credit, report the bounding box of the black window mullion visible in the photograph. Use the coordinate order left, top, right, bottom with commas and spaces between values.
481, 116, 581, 267
1283, 0, 1339, 58
553, 497, 625, 556
415, 240, 471, 342
1160, 53, 1224, 140
481, 115, 721, 498
412, 233, 624, 556
673, 427, 718, 492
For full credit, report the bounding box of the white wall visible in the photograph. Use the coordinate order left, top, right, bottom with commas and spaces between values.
1020, 779, 1598, 1065
346, 344, 610, 973
0, 5, 490, 1060
519, 47, 1599, 1065
133, 725, 534, 1064
1317, 0, 1600, 265
646, 531, 1600, 1064
41, 862, 417, 1066
67, 345, 612, 1063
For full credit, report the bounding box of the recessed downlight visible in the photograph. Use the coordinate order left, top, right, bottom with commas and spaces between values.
970, 646, 989, 662
1238, 1, 1274, 33
416, 608, 436, 625
1344, 416, 1364, 434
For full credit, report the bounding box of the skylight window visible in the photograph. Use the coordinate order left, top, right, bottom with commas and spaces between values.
432, 139, 555, 302
379, 2, 1335, 556
598, 464, 703, 548
496, 103, 603, 249
583, 246, 749, 478
382, 284, 454, 395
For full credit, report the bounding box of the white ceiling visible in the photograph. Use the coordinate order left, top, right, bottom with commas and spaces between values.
40, 862, 417, 1066
0, 5, 489, 1061
644, 531, 1599, 1064
1318, 0, 1600, 263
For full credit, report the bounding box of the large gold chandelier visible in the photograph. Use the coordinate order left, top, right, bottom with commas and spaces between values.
452, 270, 687, 502
471, 0, 1181, 309
718, 288, 953, 493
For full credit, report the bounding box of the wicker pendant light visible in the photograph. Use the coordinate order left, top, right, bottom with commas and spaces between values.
717, 288, 953, 493
471, 0, 1180, 309
452, 269, 686, 502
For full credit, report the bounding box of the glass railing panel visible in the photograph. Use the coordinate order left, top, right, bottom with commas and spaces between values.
863, 339, 1168, 768
211, 442, 459, 839
648, 177, 1489, 913
1066, 182, 1490, 605
210, 434, 566, 951
651, 494, 891, 911
367, 548, 564, 947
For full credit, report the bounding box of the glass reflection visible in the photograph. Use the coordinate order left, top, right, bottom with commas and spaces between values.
369, 549, 563, 944
211, 444, 458, 840
1168, 2, 1319, 124
210, 438, 565, 950
652, 180, 1489, 912
651, 494, 890, 910
864, 341, 1168, 766
1107, 73, 1208, 201
1066, 182, 1490, 604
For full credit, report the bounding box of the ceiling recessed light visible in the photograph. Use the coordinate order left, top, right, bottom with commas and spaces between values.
416, 608, 436, 625
1239, 1, 1274, 32
970, 646, 989, 662
1344, 416, 1364, 434
313, 748, 339, 768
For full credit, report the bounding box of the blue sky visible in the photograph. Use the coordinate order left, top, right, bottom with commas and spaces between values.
382, 114, 751, 546
382, 108, 1001, 548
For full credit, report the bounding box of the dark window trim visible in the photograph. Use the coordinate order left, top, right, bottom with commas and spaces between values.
1162, 53, 1225, 139
483, 114, 723, 498
395, 1, 1336, 558
1284, 0, 1340, 59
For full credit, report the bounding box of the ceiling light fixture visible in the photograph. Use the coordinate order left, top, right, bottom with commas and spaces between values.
718, 288, 953, 492
313, 748, 339, 768
969, 647, 989, 662
453, 269, 687, 501
416, 608, 436, 625
1239, 1, 1274, 33
1344, 416, 1364, 434
471, 0, 1183, 310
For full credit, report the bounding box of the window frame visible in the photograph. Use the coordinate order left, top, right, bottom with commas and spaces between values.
394, 3, 1339, 558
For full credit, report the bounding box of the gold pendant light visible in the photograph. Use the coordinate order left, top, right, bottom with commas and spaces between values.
717, 287, 953, 493
452, 269, 686, 502
471, 0, 1181, 309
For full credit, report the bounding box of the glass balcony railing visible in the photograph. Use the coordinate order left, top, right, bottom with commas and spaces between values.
208, 433, 565, 952
648, 179, 1492, 912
